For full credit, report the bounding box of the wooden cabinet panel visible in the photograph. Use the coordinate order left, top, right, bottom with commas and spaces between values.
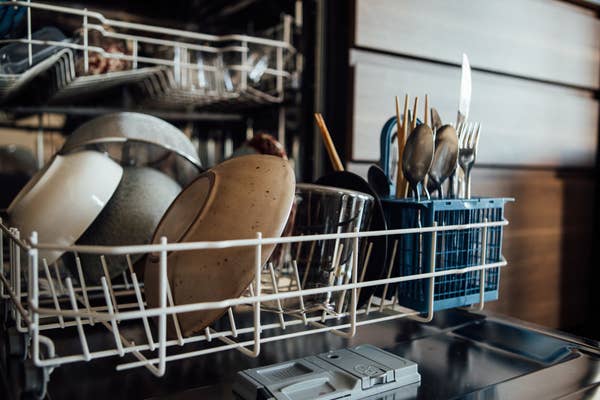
355, 0, 600, 89
350, 50, 599, 167
472, 168, 595, 330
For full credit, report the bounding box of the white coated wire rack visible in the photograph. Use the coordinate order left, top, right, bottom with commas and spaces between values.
0, 216, 509, 380
0, 1, 295, 107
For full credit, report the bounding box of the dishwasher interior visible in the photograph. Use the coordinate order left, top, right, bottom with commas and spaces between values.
1, 1, 600, 399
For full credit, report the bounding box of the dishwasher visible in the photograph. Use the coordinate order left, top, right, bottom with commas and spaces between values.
1, 2, 600, 399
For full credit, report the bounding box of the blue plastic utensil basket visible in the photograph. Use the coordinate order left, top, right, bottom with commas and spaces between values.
381, 197, 511, 312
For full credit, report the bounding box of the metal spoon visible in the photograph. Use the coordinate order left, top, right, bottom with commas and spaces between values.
431, 107, 443, 131
402, 124, 434, 201
427, 124, 458, 198
368, 164, 390, 198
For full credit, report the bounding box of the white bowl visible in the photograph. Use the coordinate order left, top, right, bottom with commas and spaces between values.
7, 151, 123, 264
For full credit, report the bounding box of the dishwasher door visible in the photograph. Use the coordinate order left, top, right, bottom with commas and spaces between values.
11, 310, 598, 400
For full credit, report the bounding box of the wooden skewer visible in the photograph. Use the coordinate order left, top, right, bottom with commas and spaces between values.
403, 94, 410, 138
424, 94, 429, 127
411, 97, 418, 130
403, 95, 411, 198
395, 96, 403, 134
395, 95, 409, 198
314, 113, 344, 172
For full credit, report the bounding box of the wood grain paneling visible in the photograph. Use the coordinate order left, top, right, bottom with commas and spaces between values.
473, 168, 595, 330
346, 163, 595, 329
350, 50, 599, 167
355, 0, 600, 89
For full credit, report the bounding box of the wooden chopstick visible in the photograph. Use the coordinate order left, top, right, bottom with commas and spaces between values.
402, 95, 411, 198
395, 95, 409, 198
411, 97, 418, 130
424, 94, 429, 127
314, 113, 344, 172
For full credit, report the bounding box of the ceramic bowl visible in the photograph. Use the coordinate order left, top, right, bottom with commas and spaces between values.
144, 154, 295, 337
7, 151, 123, 264
60, 112, 202, 185
73, 166, 181, 284
231, 133, 287, 159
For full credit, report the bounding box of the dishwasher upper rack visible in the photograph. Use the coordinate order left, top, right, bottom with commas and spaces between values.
0, 216, 508, 386
0, 1, 295, 107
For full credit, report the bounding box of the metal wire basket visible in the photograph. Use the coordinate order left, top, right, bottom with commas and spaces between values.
0, 1, 296, 107
381, 197, 511, 313
0, 211, 508, 393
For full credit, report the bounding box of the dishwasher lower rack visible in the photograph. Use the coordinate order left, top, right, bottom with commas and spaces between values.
0, 217, 508, 395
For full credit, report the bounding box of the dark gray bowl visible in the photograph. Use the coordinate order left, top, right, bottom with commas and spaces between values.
73, 166, 181, 284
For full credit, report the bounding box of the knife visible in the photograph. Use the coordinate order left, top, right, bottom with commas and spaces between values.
431, 107, 443, 131
456, 53, 471, 127
449, 53, 471, 198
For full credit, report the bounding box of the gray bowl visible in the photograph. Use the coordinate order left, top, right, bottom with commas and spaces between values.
73, 166, 181, 283
60, 112, 202, 186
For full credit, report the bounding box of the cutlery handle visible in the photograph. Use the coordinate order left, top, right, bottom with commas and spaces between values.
447, 173, 456, 198
380, 116, 399, 195
465, 164, 473, 199
380, 115, 419, 198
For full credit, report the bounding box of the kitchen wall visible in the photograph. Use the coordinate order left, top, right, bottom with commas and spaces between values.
344, 0, 600, 335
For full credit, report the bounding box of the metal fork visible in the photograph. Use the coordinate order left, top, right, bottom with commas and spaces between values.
457, 122, 481, 199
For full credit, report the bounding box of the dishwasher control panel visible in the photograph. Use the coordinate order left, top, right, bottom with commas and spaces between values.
233, 344, 420, 400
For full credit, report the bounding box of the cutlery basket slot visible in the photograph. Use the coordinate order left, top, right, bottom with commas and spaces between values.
381, 197, 510, 312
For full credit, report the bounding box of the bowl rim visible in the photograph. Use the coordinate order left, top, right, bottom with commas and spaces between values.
7, 150, 123, 263
60, 112, 202, 170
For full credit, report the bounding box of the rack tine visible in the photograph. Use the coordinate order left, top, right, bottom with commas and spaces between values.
357, 242, 373, 300
74, 253, 94, 326
42, 259, 64, 328
286, 236, 304, 292
291, 260, 308, 325
336, 252, 353, 317
321, 244, 344, 322
9, 231, 15, 312
227, 307, 238, 337
389, 287, 397, 311
294, 235, 304, 263
379, 240, 399, 312
166, 283, 184, 346
267, 263, 286, 329
122, 271, 130, 290
301, 240, 317, 289
100, 277, 124, 357
101, 256, 119, 315
125, 254, 135, 276
366, 295, 374, 315
65, 278, 91, 361
204, 327, 212, 342
131, 273, 155, 351
52, 261, 65, 294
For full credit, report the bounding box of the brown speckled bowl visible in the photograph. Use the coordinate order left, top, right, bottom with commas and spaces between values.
144, 154, 295, 337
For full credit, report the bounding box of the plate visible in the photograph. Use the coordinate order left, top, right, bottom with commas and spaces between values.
144, 155, 295, 337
